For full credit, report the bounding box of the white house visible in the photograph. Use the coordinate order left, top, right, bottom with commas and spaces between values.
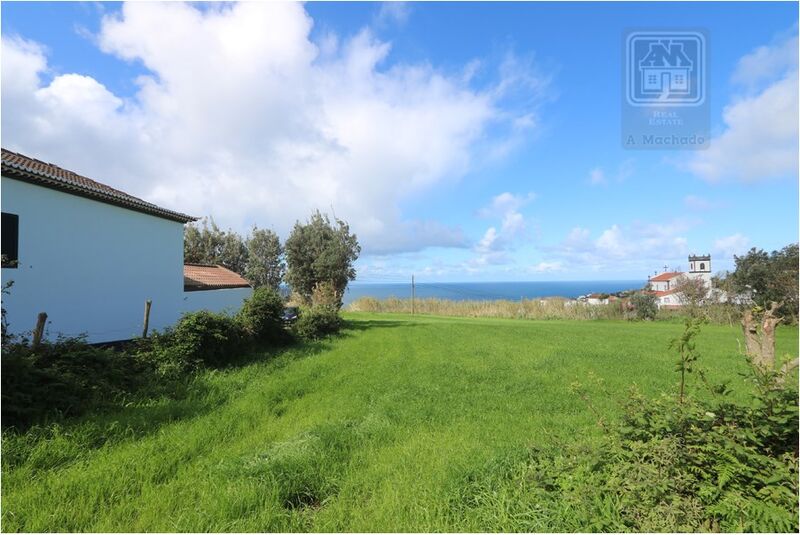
647, 254, 714, 309
1, 148, 252, 343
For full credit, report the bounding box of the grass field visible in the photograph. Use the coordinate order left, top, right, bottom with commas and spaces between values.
2, 313, 798, 532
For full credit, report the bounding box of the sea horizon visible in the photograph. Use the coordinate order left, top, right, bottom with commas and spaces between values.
344, 280, 646, 305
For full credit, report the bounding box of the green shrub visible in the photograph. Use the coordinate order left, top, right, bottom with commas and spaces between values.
543, 322, 800, 532
629, 291, 658, 320
1, 337, 151, 430
237, 287, 287, 344
139, 311, 246, 374
293, 305, 342, 340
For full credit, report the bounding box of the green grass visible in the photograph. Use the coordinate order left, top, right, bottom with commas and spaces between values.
2, 314, 798, 532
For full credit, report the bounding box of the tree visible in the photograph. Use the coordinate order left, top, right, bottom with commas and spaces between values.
728, 244, 798, 322
219, 231, 249, 275
245, 227, 284, 290
184, 217, 249, 275
673, 275, 708, 314
629, 291, 657, 320
285, 211, 360, 307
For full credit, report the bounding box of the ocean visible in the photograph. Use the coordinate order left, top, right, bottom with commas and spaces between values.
342, 280, 645, 306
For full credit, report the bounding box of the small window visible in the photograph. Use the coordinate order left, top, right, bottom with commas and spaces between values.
2, 213, 19, 268
699, 262, 705, 271
648, 74, 657, 84
675, 75, 684, 84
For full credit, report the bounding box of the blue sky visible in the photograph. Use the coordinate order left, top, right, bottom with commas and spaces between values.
2, 2, 798, 282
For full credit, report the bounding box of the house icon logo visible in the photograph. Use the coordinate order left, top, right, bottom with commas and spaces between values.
626, 31, 705, 106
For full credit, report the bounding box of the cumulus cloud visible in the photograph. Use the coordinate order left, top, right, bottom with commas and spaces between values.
587, 159, 634, 186
731, 31, 798, 91
543, 219, 694, 273
688, 31, 798, 182
530, 261, 563, 273
471, 191, 535, 266
1, 2, 548, 255
376, 2, 410, 27
713, 233, 750, 259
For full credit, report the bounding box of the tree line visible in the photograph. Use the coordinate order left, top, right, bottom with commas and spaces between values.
184, 210, 361, 307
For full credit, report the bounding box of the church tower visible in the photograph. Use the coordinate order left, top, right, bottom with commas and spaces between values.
688, 254, 712, 285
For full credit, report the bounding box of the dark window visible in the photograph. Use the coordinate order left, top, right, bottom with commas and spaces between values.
699, 262, 705, 271
2, 213, 19, 268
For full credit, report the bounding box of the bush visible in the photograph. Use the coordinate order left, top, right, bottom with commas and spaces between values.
546, 373, 799, 532
138, 311, 246, 374
237, 287, 286, 344
293, 305, 342, 340
629, 291, 658, 320
546, 321, 800, 532
1, 337, 151, 430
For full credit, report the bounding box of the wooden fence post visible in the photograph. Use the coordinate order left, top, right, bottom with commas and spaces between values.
142, 299, 152, 338
32, 312, 47, 349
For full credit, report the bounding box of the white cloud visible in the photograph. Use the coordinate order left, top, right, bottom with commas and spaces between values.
471, 191, 535, 266
530, 261, 563, 273
713, 233, 750, 259
588, 167, 606, 186
1, 2, 548, 256
376, 2, 410, 27
587, 159, 634, 186
688, 32, 798, 182
478, 191, 536, 218
543, 219, 694, 273
732, 32, 798, 91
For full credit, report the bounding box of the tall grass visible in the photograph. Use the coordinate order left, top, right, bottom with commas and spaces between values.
349, 297, 626, 320
348, 297, 744, 324
3, 314, 794, 531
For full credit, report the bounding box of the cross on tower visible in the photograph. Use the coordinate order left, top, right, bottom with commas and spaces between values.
663, 264, 668, 272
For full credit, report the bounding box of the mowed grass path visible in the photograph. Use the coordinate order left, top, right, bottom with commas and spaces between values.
3, 314, 798, 532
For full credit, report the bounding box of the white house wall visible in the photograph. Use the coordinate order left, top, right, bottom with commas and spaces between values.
1, 177, 186, 343
181, 287, 253, 317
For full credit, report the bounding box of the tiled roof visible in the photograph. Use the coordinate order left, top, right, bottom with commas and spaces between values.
654, 289, 680, 297
649, 271, 683, 282
1, 148, 196, 223
184, 264, 252, 291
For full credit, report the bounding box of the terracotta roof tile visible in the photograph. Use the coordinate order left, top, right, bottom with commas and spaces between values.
649, 271, 683, 282
184, 264, 251, 291
1, 148, 195, 223
654, 289, 681, 297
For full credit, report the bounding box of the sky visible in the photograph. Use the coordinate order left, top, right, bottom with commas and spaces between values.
1, 1, 798, 283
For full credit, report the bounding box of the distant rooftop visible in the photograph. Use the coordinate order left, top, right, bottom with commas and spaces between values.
184, 264, 251, 291
649, 271, 683, 282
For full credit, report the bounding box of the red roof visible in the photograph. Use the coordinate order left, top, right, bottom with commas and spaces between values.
649, 271, 683, 282
654, 289, 680, 297
184, 264, 251, 291
1, 148, 195, 223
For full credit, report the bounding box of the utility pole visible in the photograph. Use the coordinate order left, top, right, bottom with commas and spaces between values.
411, 274, 415, 315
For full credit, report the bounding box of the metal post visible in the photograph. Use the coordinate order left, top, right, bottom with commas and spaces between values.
411, 275, 415, 315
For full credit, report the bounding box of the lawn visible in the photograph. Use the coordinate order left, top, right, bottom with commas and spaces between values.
2, 313, 798, 532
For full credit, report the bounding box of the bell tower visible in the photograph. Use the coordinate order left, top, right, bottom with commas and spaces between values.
688, 254, 711, 274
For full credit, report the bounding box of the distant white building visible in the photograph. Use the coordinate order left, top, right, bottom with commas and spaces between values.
1, 149, 252, 343
647, 254, 714, 309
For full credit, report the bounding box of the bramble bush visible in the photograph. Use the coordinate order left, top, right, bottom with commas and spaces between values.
552, 321, 799, 532
137, 310, 247, 375
293, 305, 342, 340
237, 287, 287, 344
1, 337, 152, 430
